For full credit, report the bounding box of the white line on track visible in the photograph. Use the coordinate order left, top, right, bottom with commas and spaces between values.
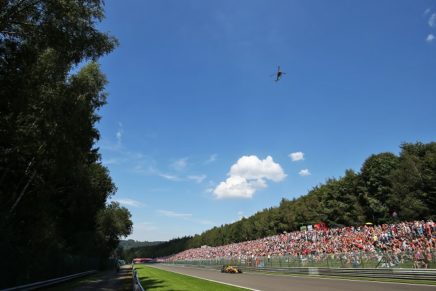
148, 265, 262, 291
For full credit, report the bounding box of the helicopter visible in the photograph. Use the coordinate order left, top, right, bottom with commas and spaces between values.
271, 66, 286, 82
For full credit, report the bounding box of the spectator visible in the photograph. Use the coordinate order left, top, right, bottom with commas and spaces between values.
163, 220, 435, 269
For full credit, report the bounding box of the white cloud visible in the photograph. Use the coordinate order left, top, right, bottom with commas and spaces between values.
159, 173, 181, 181
113, 198, 145, 208
214, 175, 264, 199
429, 13, 436, 27
425, 8, 431, 15
157, 210, 192, 218
289, 151, 304, 161
99, 139, 155, 172
171, 158, 188, 171
229, 155, 286, 182
206, 154, 218, 164
299, 169, 311, 176
426, 34, 435, 43
116, 122, 123, 145
213, 155, 286, 199
145, 165, 182, 181
138, 165, 205, 183
188, 175, 206, 183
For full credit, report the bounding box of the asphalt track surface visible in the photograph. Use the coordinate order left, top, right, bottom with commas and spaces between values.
151, 264, 436, 291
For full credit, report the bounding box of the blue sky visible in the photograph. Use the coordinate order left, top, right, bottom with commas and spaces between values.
95, 1, 436, 241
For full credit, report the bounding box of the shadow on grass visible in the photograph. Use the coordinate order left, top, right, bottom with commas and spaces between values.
139, 277, 191, 291
141, 278, 209, 291
139, 277, 166, 289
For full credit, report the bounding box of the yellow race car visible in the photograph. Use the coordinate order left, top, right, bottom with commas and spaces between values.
221, 265, 243, 273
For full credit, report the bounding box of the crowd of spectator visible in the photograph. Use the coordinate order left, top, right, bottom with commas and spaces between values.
165, 221, 436, 268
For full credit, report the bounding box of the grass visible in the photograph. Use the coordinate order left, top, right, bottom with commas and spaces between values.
135, 265, 249, 291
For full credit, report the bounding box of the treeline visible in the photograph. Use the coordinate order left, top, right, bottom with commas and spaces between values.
0, 1, 131, 288
119, 239, 164, 250
125, 142, 436, 260
125, 237, 193, 260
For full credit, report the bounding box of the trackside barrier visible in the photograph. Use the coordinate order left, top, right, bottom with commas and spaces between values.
170, 250, 436, 269
165, 263, 436, 281
2, 270, 97, 290
132, 266, 145, 291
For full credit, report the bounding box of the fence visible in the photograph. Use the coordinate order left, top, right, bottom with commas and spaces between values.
132, 266, 145, 291
238, 266, 436, 281
2, 270, 97, 291
0, 254, 116, 289
168, 249, 436, 270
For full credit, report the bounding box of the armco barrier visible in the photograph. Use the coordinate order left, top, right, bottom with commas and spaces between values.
2, 270, 97, 290
164, 263, 436, 281
170, 250, 436, 269
132, 266, 145, 291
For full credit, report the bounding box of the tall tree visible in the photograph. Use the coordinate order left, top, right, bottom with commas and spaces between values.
388, 143, 436, 220
96, 202, 133, 259
358, 153, 399, 222
0, 1, 130, 288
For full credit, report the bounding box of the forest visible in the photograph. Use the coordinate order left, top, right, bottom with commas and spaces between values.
0, 1, 132, 288
125, 141, 436, 260
119, 239, 163, 250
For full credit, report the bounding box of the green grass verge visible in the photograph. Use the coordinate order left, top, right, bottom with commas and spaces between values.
135, 265, 249, 291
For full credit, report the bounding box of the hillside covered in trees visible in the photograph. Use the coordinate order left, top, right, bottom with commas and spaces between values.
125, 142, 436, 260
119, 239, 163, 250
0, 0, 132, 288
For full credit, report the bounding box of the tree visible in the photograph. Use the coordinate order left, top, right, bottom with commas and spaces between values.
96, 202, 133, 258
134, 142, 436, 259
0, 1, 124, 288
359, 153, 399, 222
388, 143, 436, 220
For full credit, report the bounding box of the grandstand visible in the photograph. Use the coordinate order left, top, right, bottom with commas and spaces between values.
164, 220, 435, 269
133, 257, 156, 264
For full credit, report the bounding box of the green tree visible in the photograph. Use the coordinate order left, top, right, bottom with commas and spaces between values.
133, 142, 436, 259
0, 1, 124, 288
96, 202, 133, 258
358, 153, 399, 222
388, 143, 436, 220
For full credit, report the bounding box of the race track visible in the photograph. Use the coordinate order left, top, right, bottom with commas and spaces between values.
150, 264, 436, 291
